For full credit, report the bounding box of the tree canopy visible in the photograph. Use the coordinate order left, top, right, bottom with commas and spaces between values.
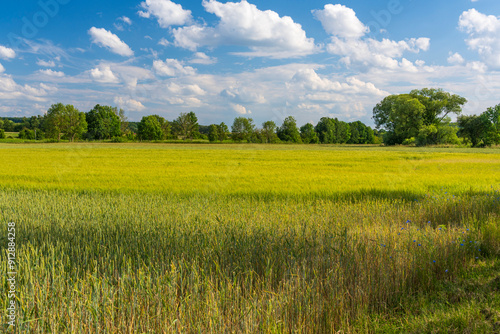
373, 89, 466, 145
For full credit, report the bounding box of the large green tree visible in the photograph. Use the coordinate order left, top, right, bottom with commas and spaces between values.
373, 94, 425, 145
457, 114, 493, 147
347, 121, 375, 144
138, 115, 164, 141
374, 89, 467, 145
409, 88, 467, 126
277, 116, 302, 143
172, 111, 199, 140
86, 104, 121, 140
208, 124, 219, 142
315, 117, 351, 144
44, 103, 87, 141
231, 117, 255, 142
484, 104, 500, 144
217, 122, 229, 142
300, 123, 319, 144
261, 121, 279, 143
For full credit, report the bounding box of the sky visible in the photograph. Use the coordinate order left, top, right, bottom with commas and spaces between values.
0, 0, 499, 127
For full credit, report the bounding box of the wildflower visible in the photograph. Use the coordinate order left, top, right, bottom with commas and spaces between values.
445, 269, 448, 273
418, 244, 421, 246
433, 260, 436, 263
413, 240, 416, 242
460, 244, 464, 246
428, 221, 431, 224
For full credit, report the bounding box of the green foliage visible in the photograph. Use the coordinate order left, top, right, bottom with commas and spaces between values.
416, 120, 460, 146
173, 111, 199, 140
138, 115, 165, 141
18, 127, 36, 140
44, 103, 87, 141
458, 114, 494, 147
217, 122, 229, 142
315, 117, 351, 144
300, 123, 319, 144
231, 117, 255, 142
410, 88, 467, 126
347, 121, 376, 144
375, 89, 467, 146
277, 116, 302, 143
0, 128, 5, 139
85, 104, 120, 140
261, 121, 279, 143
208, 124, 219, 142
374, 94, 425, 145
484, 104, 500, 144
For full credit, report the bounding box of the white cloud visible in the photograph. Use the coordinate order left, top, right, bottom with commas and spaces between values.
459, 9, 500, 69
37, 59, 56, 67
0, 63, 4, 73
114, 96, 146, 111
158, 37, 170, 46
291, 68, 388, 96
38, 69, 65, 77
172, 0, 317, 58
189, 52, 217, 65
153, 59, 196, 77
138, 0, 192, 27
119, 16, 132, 25
0, 46, 16, 60
312, 4, 368, 39
88, 27, 134, 57
89, 65, 120, 83
314, 5, 429, 72
232, 103, 251, 115
447, 52, 465, 65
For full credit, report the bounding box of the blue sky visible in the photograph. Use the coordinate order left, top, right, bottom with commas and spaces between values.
0, 0, 499, 127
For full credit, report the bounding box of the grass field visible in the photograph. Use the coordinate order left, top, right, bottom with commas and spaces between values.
1, 143, 500, 333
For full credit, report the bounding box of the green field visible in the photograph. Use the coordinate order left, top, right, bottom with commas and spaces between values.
1, 144, 500, 333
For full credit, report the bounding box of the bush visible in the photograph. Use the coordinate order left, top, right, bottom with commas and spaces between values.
111, 136, 128, 143
0, 129, 5, 139
402, 137, 415, 146
18, 128, 36, 140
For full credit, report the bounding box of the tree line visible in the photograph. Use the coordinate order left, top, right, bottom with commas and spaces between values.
0, 103, 379, 144
0, 87, 498, 146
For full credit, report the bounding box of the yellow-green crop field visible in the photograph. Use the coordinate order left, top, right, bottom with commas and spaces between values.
1, 143, 500, 333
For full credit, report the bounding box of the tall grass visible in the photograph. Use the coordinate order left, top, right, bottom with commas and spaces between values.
1, 188, 498, 332
0, 144, 499, 332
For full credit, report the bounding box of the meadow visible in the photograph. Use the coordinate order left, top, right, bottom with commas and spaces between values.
1, 143, 499, 333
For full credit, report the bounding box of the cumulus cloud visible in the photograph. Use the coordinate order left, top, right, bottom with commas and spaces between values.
0, 46, 16, 60
37, 59, 56, 67
0, 63, 4, 73
114, 96, 146, 111
312, 4, 368, 39
89, 65, 120, 83
172, 0, 317, 58
115, 16, 133, 31
447, 52, 465, 65
189, 52, 217, 65
38, 69, 65, 77
138, 0, 192, 27
459, 9, 500, 69
232, 103, 251, 115
313, 5, 429, 72
88, 27, 134, 57
153, 59, 196, 77
291, 68, 388, 96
